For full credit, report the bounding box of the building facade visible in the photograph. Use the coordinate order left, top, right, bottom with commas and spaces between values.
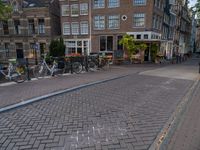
60, 0, 167, 61
170, 0, 192, 56
0, 0, 61, 63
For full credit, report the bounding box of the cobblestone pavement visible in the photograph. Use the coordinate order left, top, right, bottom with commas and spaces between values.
0, 65, 157, 109
0, 73, 193, 150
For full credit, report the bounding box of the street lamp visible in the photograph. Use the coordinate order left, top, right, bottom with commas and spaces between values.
33, 34, 38, 65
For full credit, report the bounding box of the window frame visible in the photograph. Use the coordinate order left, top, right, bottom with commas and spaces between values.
133, 0, 146, 6
108, 15, 120, 29
94, 15, 105, 30
80, 3, 88, 15
93, 0, 105, 9
63, 22, 71, 35
71, 4, 79, 17
62, 5, 70, 16
108, 0, 120, 8
133, 13, 145, 28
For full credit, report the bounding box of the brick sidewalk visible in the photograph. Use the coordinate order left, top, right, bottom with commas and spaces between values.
166, 80, 200, 150
0, 65, 155, 109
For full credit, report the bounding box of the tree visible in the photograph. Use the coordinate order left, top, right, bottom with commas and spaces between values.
119, 34, 137, 57
49, 37, 65, 57
0, 0, 12, 20
150, 43, 159, 62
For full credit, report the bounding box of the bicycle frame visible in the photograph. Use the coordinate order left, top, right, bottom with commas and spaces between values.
0, 63, 16, 80
40, 58, 57, 76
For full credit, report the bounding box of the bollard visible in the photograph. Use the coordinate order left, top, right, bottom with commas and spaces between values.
199, 62, 200, 74
26, 58, 31, 81
70, 57, 73, 74
85, 56, 88, 72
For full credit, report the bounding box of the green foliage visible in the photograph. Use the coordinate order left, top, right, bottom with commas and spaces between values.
150, 43, 159, 62
119, 34, 148, 58
49, 37, 65, 57
119, 34, 137, 57
194, 0, 200, 20
0, 0, 12, 20
137, 42, 147, 51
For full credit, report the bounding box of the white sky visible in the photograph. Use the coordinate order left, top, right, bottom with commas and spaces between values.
189, 0, 197, 7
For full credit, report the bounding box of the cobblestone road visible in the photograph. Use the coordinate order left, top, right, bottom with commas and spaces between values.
0, 65, 155, 109
0, 73, 192, 150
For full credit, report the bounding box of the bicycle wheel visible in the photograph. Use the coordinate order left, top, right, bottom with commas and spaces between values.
33, 65, 47, 78
11, 71, 26, 83
72, 62, 82, 74
88, 61, 97, 72
101, 59, 110, 70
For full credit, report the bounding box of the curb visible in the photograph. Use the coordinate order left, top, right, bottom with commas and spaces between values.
0, 75, 128, 114
149, 75, 200, 150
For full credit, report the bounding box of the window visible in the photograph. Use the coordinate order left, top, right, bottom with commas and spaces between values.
71, 4, 79, 16
108, 0, 119, 8
62, 5, 70, 16
2, 21, 9, 35
63, 22, 70, 35
13, 2, 19, 12
4, 43, 9, 57
14, 20, 21, 35
94, 0, 105, 8
38, 19, 45, 34
133, 0, 146, 5
117, 36, 123, 50
94, 16, 105, 30
80, 21, 88, 35
133, 13, 145, 27
108, 15, 120, 29
144, 34, 148, 39
71, 22, 79, 35
136, 34, 141, 39
80, 3, 88, 15
28, 19, 35, 35
65, 40, 89, 55
100, 36, 113, 51
15, 43, 24, 59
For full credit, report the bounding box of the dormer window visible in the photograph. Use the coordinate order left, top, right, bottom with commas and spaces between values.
13, 1, 19, 12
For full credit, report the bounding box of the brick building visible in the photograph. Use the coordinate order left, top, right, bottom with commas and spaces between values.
0, 0, 61, 63
60, 0, 169, 61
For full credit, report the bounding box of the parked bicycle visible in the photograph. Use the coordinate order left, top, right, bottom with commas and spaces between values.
33, 54, 63, 78
0, 59, 26, 83
87, 54, 110, 71
61, 57, 82, 74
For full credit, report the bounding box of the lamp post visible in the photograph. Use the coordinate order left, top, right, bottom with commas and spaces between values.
33, 34, 38, 65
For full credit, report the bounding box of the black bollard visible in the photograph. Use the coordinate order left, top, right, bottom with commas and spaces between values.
199, 62, 200, 74
26, 58, 31, 81
70, 57, 73, 74
85, 56, 88, 72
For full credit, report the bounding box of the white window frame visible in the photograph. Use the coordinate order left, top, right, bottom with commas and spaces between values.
108, 15, 120, 29
80, 21, 89, 35
71, 22, 79, 35
62, 5, 70, 16
63, 22, 70, 35
108, 0, 120, 8
71, 4, 79, 17
80, 3, 88, 15
133, 0, 146, 6
94, 0, 105, 9
94, 16, 105, 30
133, 13, 145, 27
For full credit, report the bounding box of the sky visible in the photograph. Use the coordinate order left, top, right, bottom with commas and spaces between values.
189, 0, 197, 7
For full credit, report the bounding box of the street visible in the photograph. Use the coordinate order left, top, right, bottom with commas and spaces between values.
0, 59, 199, 150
